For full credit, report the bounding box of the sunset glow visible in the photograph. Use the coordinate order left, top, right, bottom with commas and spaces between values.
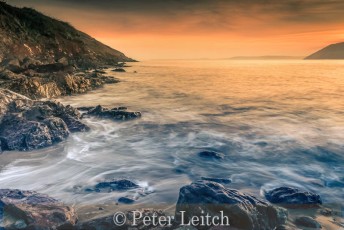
9, 0, 344, 60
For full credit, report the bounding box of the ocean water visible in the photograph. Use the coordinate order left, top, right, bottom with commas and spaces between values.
0, 60, 344, 213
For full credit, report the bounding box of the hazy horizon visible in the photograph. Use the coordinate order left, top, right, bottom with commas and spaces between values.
8, 0, 344, 60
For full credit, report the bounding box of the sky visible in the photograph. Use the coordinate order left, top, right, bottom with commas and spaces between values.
7, 0, 344, 60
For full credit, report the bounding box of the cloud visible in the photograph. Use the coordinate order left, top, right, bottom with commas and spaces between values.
9, 0, 344, 34
7, 0, 344, 59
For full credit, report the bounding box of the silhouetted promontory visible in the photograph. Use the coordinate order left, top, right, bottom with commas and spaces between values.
305, 42, 344, 59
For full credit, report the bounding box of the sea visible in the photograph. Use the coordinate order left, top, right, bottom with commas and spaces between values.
0, 59, 343, 218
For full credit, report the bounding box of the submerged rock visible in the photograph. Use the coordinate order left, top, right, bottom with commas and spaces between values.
294, 216, 322, 229
198, 150, 224, 160
0, 189, 77, 229
0, 88, 89, 152
112, 68, 126, 72
176, 181, 287, 230
86, 179, 140, 193
80, 105, 141, 121
264, 187, 322, 208
118, 197, 136, 204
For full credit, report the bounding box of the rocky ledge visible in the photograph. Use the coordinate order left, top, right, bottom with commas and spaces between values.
0, 89, 141, 153
264, 186, 322, 208
0, 189, 77, 229
176, 180, 288, 230
0, 61, 120, 100
0, 88, 89, 152
78, 105, 141, 121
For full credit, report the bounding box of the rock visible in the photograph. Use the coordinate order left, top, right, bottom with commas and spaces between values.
176, 181, 287, 230
118, 197, 135, 204
95, 179, 139, 190
86, 179, 140, 193
264, 187, 322, 208
0, 189, 77, 229
112, 68, 126, 72
200, 177, 232, 184
0, 115, 56, 151
83, 105, 141, 121
294, 216, 322, 229
43, 117, 70, 142
0, 88, 31, 122
1, 69, 120, 100
198, 150, 224, 160
59, 114, 90, 132
0, 89, 89, 152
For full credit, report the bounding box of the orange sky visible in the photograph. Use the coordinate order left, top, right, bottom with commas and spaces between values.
9, 0, 344, 60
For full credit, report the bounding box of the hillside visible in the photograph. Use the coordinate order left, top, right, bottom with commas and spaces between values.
0, 2, 134, 99
0, 1, 134, 68
305, 42, 344, 60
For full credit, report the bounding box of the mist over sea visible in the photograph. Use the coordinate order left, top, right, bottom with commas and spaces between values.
0, 60, 343, 214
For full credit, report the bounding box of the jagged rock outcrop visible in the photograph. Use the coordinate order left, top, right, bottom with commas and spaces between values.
176, 181, 288, 230
264, 187, 322, 208
79, 105, 142, 121
0, 189, 78, 229
305, 42, 344, 59
0, 70, 120, 99
0, 88, 89, 152
85, 179, 140, 193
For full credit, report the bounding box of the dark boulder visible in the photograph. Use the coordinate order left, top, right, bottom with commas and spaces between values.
294, 216, 322, 229
176, 181, 287, 230
264, 187, 322, 208
198, 150, 224, 160
0, 88, 89, 152
93, 69, 106, 74
0, 189, 77, 229
118, 197, 135, 204
0, 115, 54, 151
81, 105, 141, 121
112, 68, 126, 72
